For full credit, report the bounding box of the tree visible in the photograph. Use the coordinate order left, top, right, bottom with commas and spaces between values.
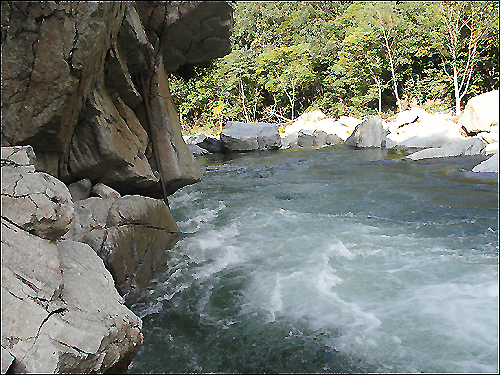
347, 1, 408, 112
256, 44, 315, 120
417, 1, 499, 115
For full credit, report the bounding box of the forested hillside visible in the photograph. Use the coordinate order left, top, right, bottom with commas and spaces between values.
169, 1, 499, 135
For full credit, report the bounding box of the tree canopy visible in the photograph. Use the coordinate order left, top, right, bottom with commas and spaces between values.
169, 1, 499, 135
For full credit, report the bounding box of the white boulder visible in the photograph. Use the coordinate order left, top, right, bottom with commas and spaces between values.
459, 90, 499, 133
338, 115, 362, 129
1, 162, 74, 241
472, 152, 498, 173
407, 138, 486, 160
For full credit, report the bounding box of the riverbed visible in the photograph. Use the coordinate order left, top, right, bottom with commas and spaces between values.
129, 146, 498, 373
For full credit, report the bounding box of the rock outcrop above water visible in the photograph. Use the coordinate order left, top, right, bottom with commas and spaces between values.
2, 147, 142, 373
2, 1, 234, 372
406, 138, 486, 160
459, 90, 499, 134
64, 195, 181, 297
1, 1, 233, 198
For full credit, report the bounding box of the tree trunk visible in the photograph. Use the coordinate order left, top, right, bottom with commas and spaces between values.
453, 63, 461, 116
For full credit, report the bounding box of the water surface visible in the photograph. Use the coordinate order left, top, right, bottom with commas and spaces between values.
129, 146, 498, 373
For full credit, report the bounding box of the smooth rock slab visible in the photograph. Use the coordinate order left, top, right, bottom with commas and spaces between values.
407, 138, 486, 160
472, 152, 498, 173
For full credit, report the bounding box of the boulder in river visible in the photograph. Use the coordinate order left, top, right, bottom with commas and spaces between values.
345, 115, 393, 148
459, 90, 499, 134
186, 133, 224, 153
472, 152, 498, 173
1, 153, 142, 373
407, 138, 486, 160
220, 121, 282, 152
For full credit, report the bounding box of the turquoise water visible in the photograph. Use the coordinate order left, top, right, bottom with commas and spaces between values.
129, 146, 498, 373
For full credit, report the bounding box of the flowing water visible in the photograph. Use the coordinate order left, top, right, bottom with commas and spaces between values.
129, 146, 498, 373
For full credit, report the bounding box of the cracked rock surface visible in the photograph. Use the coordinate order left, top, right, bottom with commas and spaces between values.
1, 149, 74, 241
64, 195, 181, 297
1, 152, 142, 373
1, 1, 233, 198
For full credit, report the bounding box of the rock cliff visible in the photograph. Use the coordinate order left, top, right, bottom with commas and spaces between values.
1, 1, 234, 373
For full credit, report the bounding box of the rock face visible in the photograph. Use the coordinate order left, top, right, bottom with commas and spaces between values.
220, 121, 282, 152
1, 2, 234, 372
1, 1, 233, 198
1, 156, 142, 374
2, 147, 74, 241
64, 195, 182, 297
345, 115, 392, 148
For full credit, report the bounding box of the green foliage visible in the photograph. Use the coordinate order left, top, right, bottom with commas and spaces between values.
170, 1, 499, 135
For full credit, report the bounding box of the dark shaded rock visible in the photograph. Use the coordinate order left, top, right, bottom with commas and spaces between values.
345, 115, 391, 148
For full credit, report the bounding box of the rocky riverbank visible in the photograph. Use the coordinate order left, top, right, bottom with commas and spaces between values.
186, 90, 499, 174
1, 1, 234, 373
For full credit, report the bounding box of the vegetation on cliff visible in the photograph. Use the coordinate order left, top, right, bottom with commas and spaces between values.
169, 1, 499, 135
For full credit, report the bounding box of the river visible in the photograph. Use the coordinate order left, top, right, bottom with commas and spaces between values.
128, 145, 498, 373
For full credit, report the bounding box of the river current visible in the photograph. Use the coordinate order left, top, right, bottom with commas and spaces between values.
129, 146, 498, 373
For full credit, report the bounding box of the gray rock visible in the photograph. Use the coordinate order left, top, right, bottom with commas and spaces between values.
297, 129, 317, 147
325, 133, 343, 145
1, 166, 74, 241
187, 143, 210, 156
296, 129, 341, 148
221, 121, 282, 152
1, 145, 36, 168
472, 152, 498, 173
280, 133, 299, 149
407, 138, 486, 160
92, 182, 122, 199
195, 134, 224, 153
1, 347, 14, 373
68, 178, 92, 202
345, 115, 391, 148
65, 195, 181, 297
1, 218, 142, 373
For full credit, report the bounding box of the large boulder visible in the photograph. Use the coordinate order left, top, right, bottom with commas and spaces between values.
283, 110, 328, 136
281, 111, 353, 146
1, 1, 233, 198
1, 147, 74, 241
345, 115, 393, 148
385, 108, 465, 146
186, 133, 224, 153
64, 195, 182, 297
407, 138, 486, 160
472, 152, 498, 173
1, 155, 142, 373
2, 220, 142, 373
220, 121, 282, 152
459, 90, 499, 134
